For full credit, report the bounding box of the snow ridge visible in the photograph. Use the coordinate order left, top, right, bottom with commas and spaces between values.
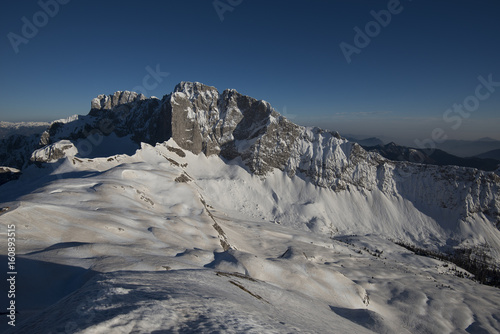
162, 82, 500, 236
1, 81, 500, 252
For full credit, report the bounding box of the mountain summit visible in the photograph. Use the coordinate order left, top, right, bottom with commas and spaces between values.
2, 81, 500, 253
2, 82, 500, 333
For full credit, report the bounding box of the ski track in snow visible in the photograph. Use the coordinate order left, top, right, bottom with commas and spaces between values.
1, 140, 500, 333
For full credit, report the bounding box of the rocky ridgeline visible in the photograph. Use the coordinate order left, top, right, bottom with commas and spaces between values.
1, 82, 499, 227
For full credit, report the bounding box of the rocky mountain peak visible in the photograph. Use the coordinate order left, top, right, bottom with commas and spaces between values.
90, 91, 146, 114
174, 81, 218, 98
1, 82, 499, 232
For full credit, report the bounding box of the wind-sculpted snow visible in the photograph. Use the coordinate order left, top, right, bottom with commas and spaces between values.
162, 82, 500, 239
1, 81, 500, 253
3, 82, 500, 332
1, 141, 500, 333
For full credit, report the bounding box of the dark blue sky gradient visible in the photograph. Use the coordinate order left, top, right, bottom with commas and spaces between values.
1, 0, 499, 142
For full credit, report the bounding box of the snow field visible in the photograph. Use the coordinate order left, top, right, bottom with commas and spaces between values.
1, 139, 499, 333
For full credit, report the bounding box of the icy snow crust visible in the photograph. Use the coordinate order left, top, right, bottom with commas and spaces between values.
1, 140, 500, 333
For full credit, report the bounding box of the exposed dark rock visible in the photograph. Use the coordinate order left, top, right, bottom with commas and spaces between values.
0, 82, 498, 227
0, 167, 21, 186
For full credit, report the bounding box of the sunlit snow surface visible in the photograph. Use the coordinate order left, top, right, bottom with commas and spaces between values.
1, 140, 500, 333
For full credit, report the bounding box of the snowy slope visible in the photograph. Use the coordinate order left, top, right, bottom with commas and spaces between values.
1, 141, 500, 333
1, 82, 500, 332
3, 81, 498, 255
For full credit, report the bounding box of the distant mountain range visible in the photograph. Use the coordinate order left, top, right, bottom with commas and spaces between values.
343, 135, 500, 171
434, 138, 500, 158
476, 149, 500, 161
0, 121, 50, 139
362, 142, 500, 172
343, 135, 384, 147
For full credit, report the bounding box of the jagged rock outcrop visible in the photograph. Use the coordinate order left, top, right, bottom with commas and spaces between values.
0, 167, 21, 186
90, 91, 147, 114
30, 140, 78, 164
1, 82, 499, 228
164, 83, 499, 228
169, 82, 303, 174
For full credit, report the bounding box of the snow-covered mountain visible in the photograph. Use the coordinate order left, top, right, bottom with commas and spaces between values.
21, 82, 499, 249
1, 82, 500, 332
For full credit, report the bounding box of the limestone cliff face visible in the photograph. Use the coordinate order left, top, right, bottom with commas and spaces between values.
165, 83, 499, 230
90, 91, 147, 113
169, 82, 302, 175
2, 82, 499, 228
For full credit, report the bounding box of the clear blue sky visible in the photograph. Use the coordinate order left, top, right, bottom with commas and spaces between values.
1, 0, 499, 143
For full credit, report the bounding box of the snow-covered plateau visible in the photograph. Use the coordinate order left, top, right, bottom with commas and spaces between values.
1, 82, 500, 333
